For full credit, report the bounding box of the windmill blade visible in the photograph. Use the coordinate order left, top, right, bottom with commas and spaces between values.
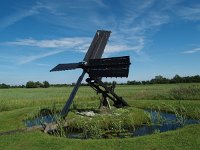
88, 56, 130, 67
83, 30, 111, 61
61, 71, 86, 117
87, 56, 130, 78
50, 63, 82, 72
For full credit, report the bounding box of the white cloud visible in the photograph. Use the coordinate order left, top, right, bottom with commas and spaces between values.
18, 50, 65, 64
105, 45, 132, 53
176, 5, 200, 21
183, 47, 200, 54
5, 36, 142, 64
5, 38, 90, 48
0, 2, 45, 30
35, 63, 51, 67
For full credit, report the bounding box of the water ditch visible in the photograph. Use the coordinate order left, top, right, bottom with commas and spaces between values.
24, 109, 200, 138
133, 110, 199, 136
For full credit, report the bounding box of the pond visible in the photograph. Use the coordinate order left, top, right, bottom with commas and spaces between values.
24, 109, 199, 138
24, 115, 56, 127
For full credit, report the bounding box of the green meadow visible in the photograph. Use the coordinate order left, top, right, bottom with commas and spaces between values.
0, 83, 200, 149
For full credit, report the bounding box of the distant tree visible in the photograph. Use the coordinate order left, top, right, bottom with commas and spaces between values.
141, 81, 147, 85
43, 81, 50, 88
71, 82, 76, 86
182, 76, 189, 83
26, 81, 37, 88
127, 81, 132, 85
35, 81, 43, 88
151, 75, 169, 84
0, 83, 10, 89
51, 84, 67, 87
171, 74, 182, 83
112, 81, 117, 85
191, 75, 200, 83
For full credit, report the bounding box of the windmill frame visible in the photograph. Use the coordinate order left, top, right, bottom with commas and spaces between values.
50, 30, 131, 117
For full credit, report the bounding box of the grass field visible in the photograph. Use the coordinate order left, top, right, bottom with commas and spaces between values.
0, 83, 200, 149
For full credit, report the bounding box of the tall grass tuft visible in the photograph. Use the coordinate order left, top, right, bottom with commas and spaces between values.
82, 120, 102, 139
169, 85, 200, 100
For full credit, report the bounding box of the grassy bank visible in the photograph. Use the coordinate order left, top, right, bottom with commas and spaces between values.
1, 124, 200, 150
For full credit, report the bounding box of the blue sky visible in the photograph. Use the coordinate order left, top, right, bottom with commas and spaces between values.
0, 0, 200, 85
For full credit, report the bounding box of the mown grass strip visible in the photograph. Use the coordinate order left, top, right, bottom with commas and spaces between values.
0, 124, 200, 150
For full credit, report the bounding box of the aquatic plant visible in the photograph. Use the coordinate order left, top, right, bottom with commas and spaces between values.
82, 120, 102, 139
169, 105, 187, 125
148, 106, 166, 126
153, 129, 160, 134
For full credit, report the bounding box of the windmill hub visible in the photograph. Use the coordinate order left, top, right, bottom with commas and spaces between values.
51, 30, 131, 117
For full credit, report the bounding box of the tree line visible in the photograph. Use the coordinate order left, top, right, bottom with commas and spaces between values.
0, 81, 50, 89
25, 81, 50, 88
127, 75, 200, 85
0, 74, 200, 89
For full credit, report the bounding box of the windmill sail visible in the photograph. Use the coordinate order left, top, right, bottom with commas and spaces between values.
83, 30, 111, 61
59, 30, 111, 117
50, 30, 111, 72
50, 63, 82, 72
87, 56, 130, 78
